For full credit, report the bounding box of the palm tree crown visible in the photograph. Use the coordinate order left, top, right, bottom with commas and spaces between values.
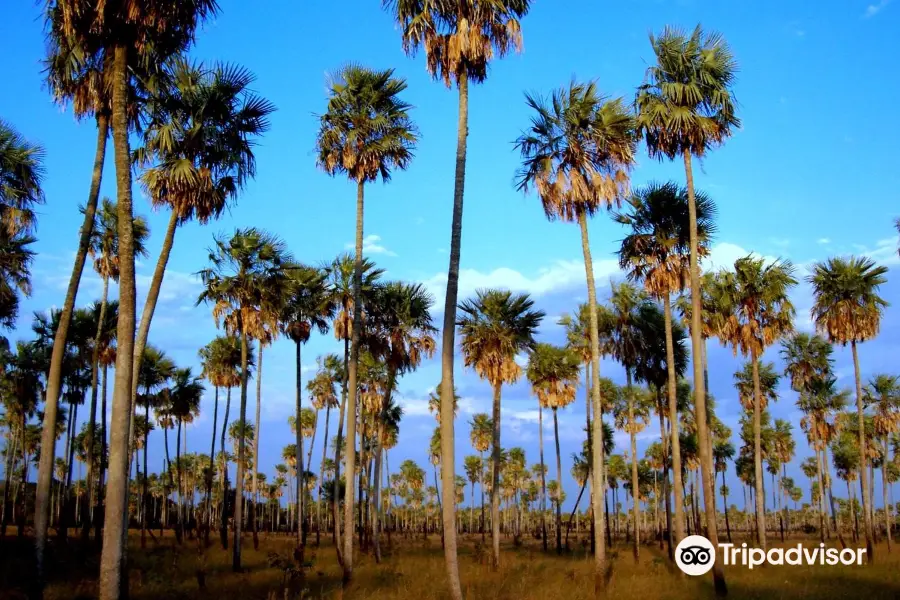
808, 256, 889, 344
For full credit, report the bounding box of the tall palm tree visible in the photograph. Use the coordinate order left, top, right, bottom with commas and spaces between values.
636, 26, 739, 594
383, 2, 531, 590
527, 343, 580, 554
809, 256, 889, 562
366, 282, 436, 562
866, 374, 900, 551
515, 80, 636, 587
197, 228, 292, 571
615, 180, 715, 547
316, 65, 417, 581
83, 198, 149, 539
458, 289, 543, 568
719, 256, 796, 551
280, 264, 334, 546
133, 57, 275, 429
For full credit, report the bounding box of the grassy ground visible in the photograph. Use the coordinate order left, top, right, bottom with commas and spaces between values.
2, 529, 899, 599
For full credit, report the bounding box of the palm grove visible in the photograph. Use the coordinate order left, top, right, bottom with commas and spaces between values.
1, 2, 899, 600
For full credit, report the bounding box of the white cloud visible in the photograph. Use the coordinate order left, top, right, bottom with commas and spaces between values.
864, 0, 891, 18
854, 236, 900, 266
701, 242, 781, 272
344, 234, 396, 257
817, 238, 831, 245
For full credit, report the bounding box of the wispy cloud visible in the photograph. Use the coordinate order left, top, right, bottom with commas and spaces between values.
344, 234, 396, 257
817, 238, 831, 245
864, 0, 891, 18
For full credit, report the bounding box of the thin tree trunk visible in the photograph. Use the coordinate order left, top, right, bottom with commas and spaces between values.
750, 354, 767, 550
98, 43, 136, 600
657, 406, 672, 556
721, 469, 732, 542
141, 401, 150, 548
662, 293, 685, 548
220, 387, 231, 549
884, 436, 893, 551
83, 276, 109, 541
176, 419, 184, 543
852, 341, 875, 562
683, 150, 726, 596
435, 72, 468, 600
626, 370, 640, 563
333, 336, 349, 565
205, 386, 218, 546
98, 363, 109, 541
294, 341, 306, 548
538, 405, 548, 551
232, 324, 250, 572
490, 382, 502, 569
252, 344, 264, 550
35, 113, 108, 590
342, 180, 366, 583
553, 408, 563, 554
318, 404, 330, 546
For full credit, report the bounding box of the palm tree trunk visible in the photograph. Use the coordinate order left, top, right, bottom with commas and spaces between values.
205, 386, 218, 546
83, 276, 110, 541
435, 72, 468, 600
251, 344, 264, 550
490, 382, 503, 570
333, 335, 349, 565
626, 370, 640, 563
294, 340, 306, 549
35, 112, 108, 586
318, 403, 330, 546
662, 292, 685, 547
683, 149, 726, 596
750, 354, 767, 550
721, 470, 732, 542
851, 341, 875, 562
176, 419, 184, 543
657, 405, 672, 556
141, 402, 150, 548
98, 43, 137, 600
98, 363, 109, 541
480, 450, 486, 541
342, 180, 366, 583
538, 405, 548, 551
552, 408, 563, 554
884, 436, 893, 551
220, 387, 231, 549
577, 210, 608, 594
233, 324, 250, 572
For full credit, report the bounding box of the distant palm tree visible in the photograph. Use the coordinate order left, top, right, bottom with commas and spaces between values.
866, 375, 900, 551
527, 343, 579, 554
615, 181, 715, 547
167, 367, 203, 541
637, 27, 739, 593
316, 65, 417, 580
458, 289, 543, 569
719, 256, 796, 550
515, 80, 635, 588
469, 413, 493, 541
809, 256, 889, 562
382, 2, 532, 589
197, 228, 292, 571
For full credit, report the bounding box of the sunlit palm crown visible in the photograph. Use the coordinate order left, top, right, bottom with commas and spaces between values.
515, 81, 637, 222
718, 255, 797, 357
468, 412, 492, 453
733, 360, 779, 411
779, 332, 833, 394
87, 197, 150, 280
385, 0, 529, 86
636, 25, 740, 159
865, 374, 900, 437
797, 375, 847, 448
329, 253, 384, 342
615, 180, 715, 297
457, 289, 544, 387
316, 65, 417, 184
526, 342, 580, 410
137, 58, 275, 225
196, 227, 294, 336
0, 120, 45, 237
808, 256, 889, 345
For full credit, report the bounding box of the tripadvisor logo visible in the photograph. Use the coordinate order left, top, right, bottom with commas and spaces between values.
675, 535, 867, 576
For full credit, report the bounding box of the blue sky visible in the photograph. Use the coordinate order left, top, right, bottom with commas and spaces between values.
2, 0, 899, 511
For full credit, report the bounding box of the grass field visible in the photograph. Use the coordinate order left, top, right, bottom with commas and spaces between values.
2, 530, 899, 599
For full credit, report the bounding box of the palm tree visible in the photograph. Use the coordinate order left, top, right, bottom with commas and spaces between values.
515, 79, 635, 585
197, 228, 292, 571
366, 282, 436, 561
383, 2, 531, 590
132, 58, 275, 431
469, 413, 493, 540
809, 256, 889, 561
719, 257, 796, 550
83, 198, 149, 539
615, 180, 715, 547
636, 26, 739, 594
527, 343, 580, 554
866, 375, 900, 551
279, 264, 334, 546
772, 419, 796, 541
168, 367, 203, 541
315, 65, 417, 582
310, 355, 341, 546
458, 289, 543, 568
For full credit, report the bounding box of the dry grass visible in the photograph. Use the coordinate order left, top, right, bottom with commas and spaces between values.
2, 530, 899, 599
